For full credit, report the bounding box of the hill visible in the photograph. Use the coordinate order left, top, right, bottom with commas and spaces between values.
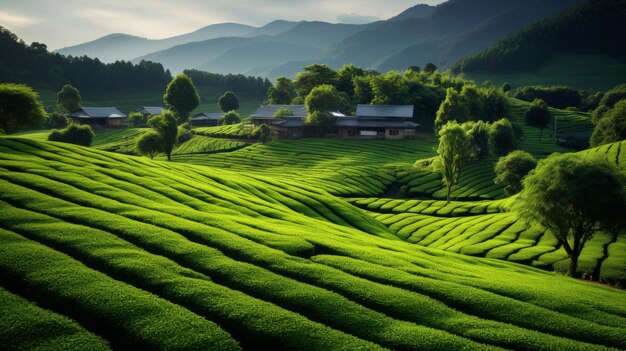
56, 23, 257, 63
1, 136, 625, 350
453, 0, 626, 74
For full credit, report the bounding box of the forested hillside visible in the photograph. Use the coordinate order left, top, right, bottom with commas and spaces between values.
454, 0, 626, 73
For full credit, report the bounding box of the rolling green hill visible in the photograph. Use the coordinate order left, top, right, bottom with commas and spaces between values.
1, 136, 625, 350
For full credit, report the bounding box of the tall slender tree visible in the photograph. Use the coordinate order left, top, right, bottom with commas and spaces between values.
163, 73, 200, 124
436, 121, 471, 204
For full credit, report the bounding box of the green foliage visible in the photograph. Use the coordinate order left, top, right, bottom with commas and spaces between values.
184, 69, 272, 97
147, 111, 177, 161
435, 88, 469, 132
128, 111, 148, 127
0, 83, 47, 134
494, 150, 537, 195
436, 121, 472, 204
218, 91, 240, 112
266, 77, 296, 104
337, 64, 366, 97
250, 123, 272, 143
352, 76, 374, 104
599, 84, 626, 108
46, 112, 68, 129
590, 100, 626, 147
423, 63, 437, 74
515, 86, 582, 109
464, 120, 490, 159
47, 124, 94, 146
305, 84, 346, 115
135, 130, 163, 159
295, 64, 339, 100
501, 82, 511, 93
163, 73, 200, 124
273, 107, 294, 119
525, 99, 552, 139
489, 118, 517, 156
370, 72, 409, 105
516, 153, 626, 277
176, 123, 193, 144
56, 84, 81, 113
219, 111, 241, 126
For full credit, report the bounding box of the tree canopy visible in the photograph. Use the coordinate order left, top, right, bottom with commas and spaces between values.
590, 100, 626, 147
0, 83, 47, 134
163, 73, 200, 124
218, 91, 239, 112
295, 64, 339, 100
489, 118, 517, 156
525, 99, 551, 139
147, 111, 178, 161
436, 121, 472, 204
516, 153, 626, 278
266, 77, 296, 104
56, 84, 81, 113
220, 111, 241, 126
494, 150, 537, 195
435, 88, 469, 132
48, 124, 94, 146
135, 130, 163, 159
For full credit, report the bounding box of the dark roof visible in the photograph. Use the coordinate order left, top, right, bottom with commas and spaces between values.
136, 106, 164, 115
271, 119, 305, 127
355, 104, 414, 119
192, 112, 222, 120
251, 104, 307, 119
337, 118, 419, 128
68, 107, 127, 119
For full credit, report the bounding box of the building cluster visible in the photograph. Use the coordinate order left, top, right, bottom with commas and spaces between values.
67, 104, 420, 139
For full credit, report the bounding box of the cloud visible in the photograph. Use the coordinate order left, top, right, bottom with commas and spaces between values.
336, 12, 380, 24
0, 10, 39, 28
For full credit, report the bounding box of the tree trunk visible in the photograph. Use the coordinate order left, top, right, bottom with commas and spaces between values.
167, 152, 171, 161
568, 253, 579, 277
446, 184, 451, 205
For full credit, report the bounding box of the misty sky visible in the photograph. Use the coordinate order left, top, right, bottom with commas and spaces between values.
0, 0, 445, 50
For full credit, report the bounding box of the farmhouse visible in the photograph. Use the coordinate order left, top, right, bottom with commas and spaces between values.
191, 112, 222, 127
337, 105, 418, 139
136, 106, 165, 116
250, 104, 308, 138
67, 107, 127, 128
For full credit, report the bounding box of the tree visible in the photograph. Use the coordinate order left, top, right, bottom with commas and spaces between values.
525, 99, 551, 139
135, 131, 163, 159
435, 88, 469, 132
489, 118, 517, 156
48, 124, 94, 146
590, 100, 626, 147
273, 107, 294, 119
305, 84, 345, 135
266, 77, 296, 104
163, 73, 200, 124
56, 84, 81, 113
465, 120, 490, 159
501, 82, 512, 93
516, 154, 626, 278
436, 121, 471, 204
46, 112, 68, 129
218, 91, 239, 112
0, 83, 47, 134
128, 112, 147, 128
494, 150, 537, 195
147, 111, 177, 161
250, 123, 271, 143
337, 64, 366, 97
423, 63, 437, 74
219, 111, 241, 125
294, 64, 338, 99
370, 72, 409, 105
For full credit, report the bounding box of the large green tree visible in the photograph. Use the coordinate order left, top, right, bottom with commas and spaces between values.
525, 99, 551, 139
163, 73, 200, 124
435, 88, 469, 132
516, 154, 626, 278
305, 84, 345, 135
218, 91, 239, 112
295, 64, 338, 100
147, 111, 178, 161
135, 131, 163, 159
590, 100, 626, 147
266, 77, 296, 104
219, 111, 241, 125
489, 118, 517, 156
0, 83, 47, 134
494, 150, 537, 195
56, 84, 81, 113
436, 121, 472, 204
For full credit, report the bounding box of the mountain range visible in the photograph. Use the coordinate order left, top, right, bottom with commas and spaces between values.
56, 0, 585, 79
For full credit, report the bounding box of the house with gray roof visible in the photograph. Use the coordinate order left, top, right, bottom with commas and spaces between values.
191, 112, 222, 127
337, 104, 419, 139
136, 106, 165, 116
250, 104, 308, 138
67, 107, 127, 128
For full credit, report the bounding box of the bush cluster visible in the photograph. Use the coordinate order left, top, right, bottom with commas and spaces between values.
48, 124, 94, 146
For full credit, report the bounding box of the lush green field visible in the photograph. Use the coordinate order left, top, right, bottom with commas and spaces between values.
1, 136, 625, 350
462, 55, 626, 92
35, 86, 264, 117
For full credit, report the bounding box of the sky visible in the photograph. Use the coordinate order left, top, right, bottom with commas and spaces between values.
0, 0, 445, 50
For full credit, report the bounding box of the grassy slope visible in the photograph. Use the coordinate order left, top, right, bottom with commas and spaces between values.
1, 136, 625, 350
35, 86, 264, 117
461, 55, 626, 92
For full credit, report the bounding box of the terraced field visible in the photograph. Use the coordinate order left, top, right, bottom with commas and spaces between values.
349, 139, 626, 284
172, 135, 248, 156
1, 136, 625, 350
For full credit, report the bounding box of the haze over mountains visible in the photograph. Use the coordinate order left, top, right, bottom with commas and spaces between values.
56, 0, 584, 79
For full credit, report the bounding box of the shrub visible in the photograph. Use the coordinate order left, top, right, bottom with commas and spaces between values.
0, 83, 47, 134
590, 100, 626, 147
46, 112, 68, 129
128, 112, 148, 127
273, 107, 294, 119
525, 99, 551, 139
136, 131, 163, 159
48, 124, 94, 146
489, 118, 517, 156
177, 123, 193, 144
494, 150, 537, 195
250, 124, 272, 143
219, 111, 241, 125
218, 91, 240, 112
